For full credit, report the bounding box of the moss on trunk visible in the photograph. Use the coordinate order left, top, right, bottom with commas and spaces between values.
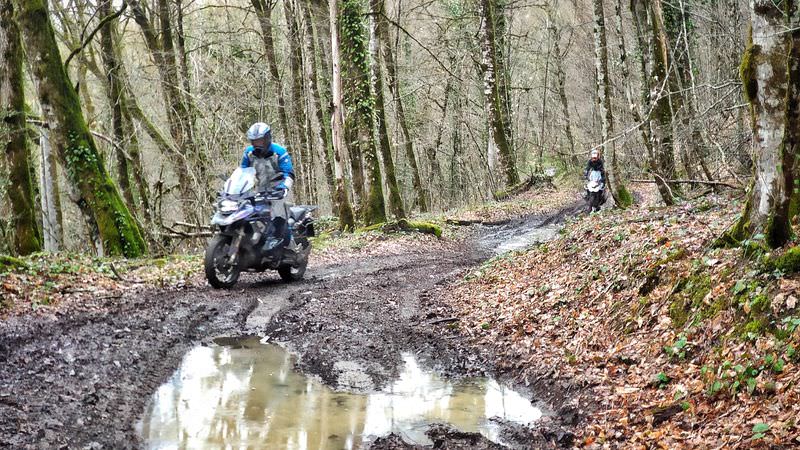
1, 2, 41, 255
14, 0, 146, 257
720, 4, 797, 249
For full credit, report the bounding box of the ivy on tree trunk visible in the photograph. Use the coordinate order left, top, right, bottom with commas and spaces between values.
340, 0, 386, 225
13, 0, 146, 257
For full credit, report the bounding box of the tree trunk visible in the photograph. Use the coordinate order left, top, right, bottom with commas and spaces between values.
300, 0, 338, 213
0, 1, 42, 255
283, 0, 312, 203
546, 3, 578, 167
14, 0, 146, 257
99, 0, 135, 213
113, 31, 153, 227
340, 0, 385, 224
631, 0, 676, 205
125, 0, 204, 220
39, 131, 64, 252
721, 0, 798, 248
329, 0, 356, 229
592, 0, 628, 206
478, 0, 519, 188
374, 0, 427, 212
369, 0, 404, 219
251, 0, 292, 146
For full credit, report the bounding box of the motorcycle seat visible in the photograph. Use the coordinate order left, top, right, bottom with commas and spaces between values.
290, 206, 309, 221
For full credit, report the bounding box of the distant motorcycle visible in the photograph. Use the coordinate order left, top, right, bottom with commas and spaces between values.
204, 167, 316, 289
585, 169, 605, 213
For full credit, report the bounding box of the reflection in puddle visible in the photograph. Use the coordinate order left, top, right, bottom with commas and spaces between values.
139, 338, 541, 449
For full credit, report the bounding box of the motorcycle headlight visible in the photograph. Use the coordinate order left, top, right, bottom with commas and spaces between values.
219, 199, 239, 213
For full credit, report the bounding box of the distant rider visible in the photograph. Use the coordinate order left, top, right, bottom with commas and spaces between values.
584, 149, 606, 185
242, 122, 295, 251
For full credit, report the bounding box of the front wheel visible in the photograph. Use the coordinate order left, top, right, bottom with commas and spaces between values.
205, 234, 241, 289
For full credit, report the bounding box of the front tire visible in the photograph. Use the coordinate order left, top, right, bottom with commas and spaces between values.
205, 234, 241, 289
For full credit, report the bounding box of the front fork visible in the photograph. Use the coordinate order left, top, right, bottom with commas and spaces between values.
226, 228, 245, 265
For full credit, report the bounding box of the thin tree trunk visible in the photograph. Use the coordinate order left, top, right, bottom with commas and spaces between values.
550, 17, 577, 167
39, 131, 64, 252
592, 0, 628, 206
369, 0, 404, 219
283, 0, 312, 203
375, 0, 427, 212
478, 0, 519, 188
99, 0, 135, 213
329, 0, 355, 229
14, 0, 146, 257
301, 0, 337, 213
0, 1, 41, 255
631, 0, 675, 205
251, 0, 292, 146
125, 0, 200, 219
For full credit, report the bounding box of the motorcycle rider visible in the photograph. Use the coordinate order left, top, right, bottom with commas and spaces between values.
584, 149, 606, 212
584, 149, 606, 185
242, 122, 295, 251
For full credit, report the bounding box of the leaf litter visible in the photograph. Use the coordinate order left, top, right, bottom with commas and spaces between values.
437, 187, 800, 448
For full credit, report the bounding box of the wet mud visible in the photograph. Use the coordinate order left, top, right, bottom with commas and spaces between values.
0, 202, 587, 449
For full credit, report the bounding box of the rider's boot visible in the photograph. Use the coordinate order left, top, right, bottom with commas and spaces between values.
264, 217, 288, 252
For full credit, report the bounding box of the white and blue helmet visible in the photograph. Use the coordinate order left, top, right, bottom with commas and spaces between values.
246, 122, 272, 141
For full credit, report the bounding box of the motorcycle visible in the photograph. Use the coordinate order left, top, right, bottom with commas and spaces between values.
204, 167, 316, 289
585, 169, 605, 213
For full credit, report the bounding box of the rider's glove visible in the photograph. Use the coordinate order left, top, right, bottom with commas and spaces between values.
282, 177, 294, 190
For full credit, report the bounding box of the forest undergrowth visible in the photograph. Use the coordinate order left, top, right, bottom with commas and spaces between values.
442, 187, 800, 448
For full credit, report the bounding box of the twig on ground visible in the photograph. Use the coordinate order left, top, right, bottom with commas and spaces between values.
109, 262, 127, 282
630, 178, 740, 190
428, 317, 459, 325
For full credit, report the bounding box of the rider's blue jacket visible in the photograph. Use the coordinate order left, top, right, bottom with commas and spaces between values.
240, 143, 295, 180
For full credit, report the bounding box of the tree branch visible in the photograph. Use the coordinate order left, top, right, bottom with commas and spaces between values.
367, 11, 463, 82
64, 2, 128, 68
630, 178, 741, 190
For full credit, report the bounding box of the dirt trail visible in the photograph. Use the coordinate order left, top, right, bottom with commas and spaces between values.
0, 203, 583, 449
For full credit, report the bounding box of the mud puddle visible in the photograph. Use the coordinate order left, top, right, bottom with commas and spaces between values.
479, 218, 562, 255
479, 201, 587, 254
139, 337, 541, 449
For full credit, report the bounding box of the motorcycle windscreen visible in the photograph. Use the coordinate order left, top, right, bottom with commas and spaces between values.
588, 170, 603, 182
223, 167, 257, 195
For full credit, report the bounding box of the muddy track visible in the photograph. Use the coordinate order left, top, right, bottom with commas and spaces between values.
0, 202, 586, 449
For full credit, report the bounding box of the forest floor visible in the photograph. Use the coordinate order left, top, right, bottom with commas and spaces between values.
436, 186, 800, 448
4, 180, 794, 449
0, 183, 577, 449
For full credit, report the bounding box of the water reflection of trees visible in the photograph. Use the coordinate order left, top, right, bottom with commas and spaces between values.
144, 345, 538, 449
